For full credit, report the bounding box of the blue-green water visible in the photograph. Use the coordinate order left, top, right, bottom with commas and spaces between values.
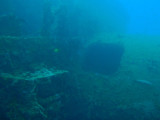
120, 0, 160, 35
0, 0, 160, 120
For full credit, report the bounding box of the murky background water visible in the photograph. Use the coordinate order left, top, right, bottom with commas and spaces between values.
0, 0, 160, 120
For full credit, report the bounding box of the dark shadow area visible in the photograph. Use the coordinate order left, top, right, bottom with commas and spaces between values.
0, 14, 24, 36
83, 42, 124, 75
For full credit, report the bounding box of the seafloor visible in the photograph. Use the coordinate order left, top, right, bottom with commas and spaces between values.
0, 34, 160, 120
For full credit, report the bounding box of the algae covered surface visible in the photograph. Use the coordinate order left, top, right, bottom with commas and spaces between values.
0, 34, 160, 120
0, 0, 160, 120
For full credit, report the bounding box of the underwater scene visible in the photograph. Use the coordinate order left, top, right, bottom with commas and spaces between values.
0, 0, 160, 120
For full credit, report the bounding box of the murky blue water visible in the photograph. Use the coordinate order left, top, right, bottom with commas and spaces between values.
120, 0, 160, 35
0, 0, 160, 120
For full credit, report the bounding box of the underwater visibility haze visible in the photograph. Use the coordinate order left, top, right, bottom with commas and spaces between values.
0, 0, 160, 120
